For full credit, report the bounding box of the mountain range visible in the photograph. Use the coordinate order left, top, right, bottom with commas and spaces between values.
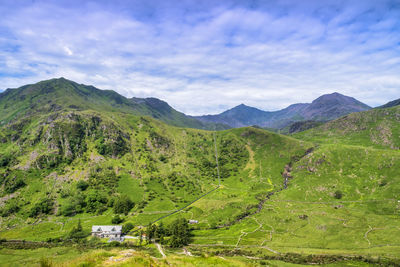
1, 77, 400, 265
0, 78, 227, 130
1, 78, 384, 133
195, 92, 371, 128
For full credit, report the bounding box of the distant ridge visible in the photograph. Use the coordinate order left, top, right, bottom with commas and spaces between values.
0, 78, 228, 130
195, 92, 371, 129
378, 98, 400, 109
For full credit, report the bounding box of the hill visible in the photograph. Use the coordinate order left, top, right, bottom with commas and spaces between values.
0, 78, 227, 130
294, 105, 400, 149
1, 79, 399, 266
379, 98, 400, 109
195, 92, 371, 129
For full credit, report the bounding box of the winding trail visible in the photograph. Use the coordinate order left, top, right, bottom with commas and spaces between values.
156, 243, 166, 258
235, 217, 264, 247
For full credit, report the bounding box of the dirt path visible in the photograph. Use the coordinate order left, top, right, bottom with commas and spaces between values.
156, 243, 166, 258
183, 248, 193, 256
235, 217, 263, 247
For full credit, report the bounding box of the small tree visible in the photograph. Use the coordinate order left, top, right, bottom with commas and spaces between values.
139, 230, 143, 245
122, 222, 134, 234
146, 223, 156, 242
67, 219, 87, 241
169, 218, 190, 248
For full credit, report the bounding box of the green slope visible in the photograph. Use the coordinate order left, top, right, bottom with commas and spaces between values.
0, 77, 227, 130
293, 105, 400, 149
1, 80, 400, 265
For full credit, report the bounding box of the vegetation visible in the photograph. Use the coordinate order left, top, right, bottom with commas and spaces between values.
1, 78, 400, 265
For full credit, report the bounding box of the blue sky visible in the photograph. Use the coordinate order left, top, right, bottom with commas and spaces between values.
0, 0, 399, 115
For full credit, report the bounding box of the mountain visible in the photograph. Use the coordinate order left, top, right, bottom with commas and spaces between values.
195, 92, 371, 129
379, 98, 400, 109
1, 78, 400, 265
0, 77, 227, 130
192, 104, 274, 128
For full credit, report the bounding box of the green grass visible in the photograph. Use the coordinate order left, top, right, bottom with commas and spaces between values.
1, 80, 400, 265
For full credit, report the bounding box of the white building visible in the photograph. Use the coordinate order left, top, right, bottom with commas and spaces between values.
91, 225, 122, 238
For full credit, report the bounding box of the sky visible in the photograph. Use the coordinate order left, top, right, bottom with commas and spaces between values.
0, 0, 399, 115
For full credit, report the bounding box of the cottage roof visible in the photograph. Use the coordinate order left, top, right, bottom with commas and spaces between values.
91, 225, 122, 233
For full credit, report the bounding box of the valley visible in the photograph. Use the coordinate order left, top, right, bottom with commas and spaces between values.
0, 79, 399, 266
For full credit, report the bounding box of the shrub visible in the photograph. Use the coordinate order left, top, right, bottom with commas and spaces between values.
1, 199, 20, 217
76, 180, 89, 191
113, 195, 134, 215
0, 154, 14, 167
59, 194, 85, 216
39, 257, 53, 267
85, 190, 108, 213
29, 198, 54, 217
334, 190, 343, 199
4, 176, 25, 194
111, 215, 124, 224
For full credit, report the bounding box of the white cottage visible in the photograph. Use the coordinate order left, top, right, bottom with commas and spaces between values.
91, 225, 122, 238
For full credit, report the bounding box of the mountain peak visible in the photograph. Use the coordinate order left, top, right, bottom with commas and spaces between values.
311, 92, 370, 108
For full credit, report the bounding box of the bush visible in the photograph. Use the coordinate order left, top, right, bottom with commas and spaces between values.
1, 199, 20, 217
0, 154, 14, 167
334, 190, 343, 199
59, 194, 85, 216
113, 195, 134, 215
76, 180, 89, 191
4, 176, 25, 194
122, 222, 134, 234
39, 257, 53, 267
29, 198, 54, 217
111, 215, 124, 224
85, 190, 108, 213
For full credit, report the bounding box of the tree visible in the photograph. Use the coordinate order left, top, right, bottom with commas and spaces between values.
169, 218, 190, 248
67, 219, 87, 241
139, 230, 143, 245
113, 195, 134, 215
155, 222, 165, 241
122, 222, 134, 234
146, 223, 156, 242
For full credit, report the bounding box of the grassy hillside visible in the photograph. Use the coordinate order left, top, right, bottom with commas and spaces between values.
0, 104, 311, 239
0, 78, 226, 130
1, 81, 400, 266
294, 105, 400, 149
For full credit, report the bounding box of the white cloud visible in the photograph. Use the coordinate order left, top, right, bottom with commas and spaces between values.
0, 0, 399, 115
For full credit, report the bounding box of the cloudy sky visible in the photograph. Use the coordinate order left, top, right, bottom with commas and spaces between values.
0, 0, 399, 115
